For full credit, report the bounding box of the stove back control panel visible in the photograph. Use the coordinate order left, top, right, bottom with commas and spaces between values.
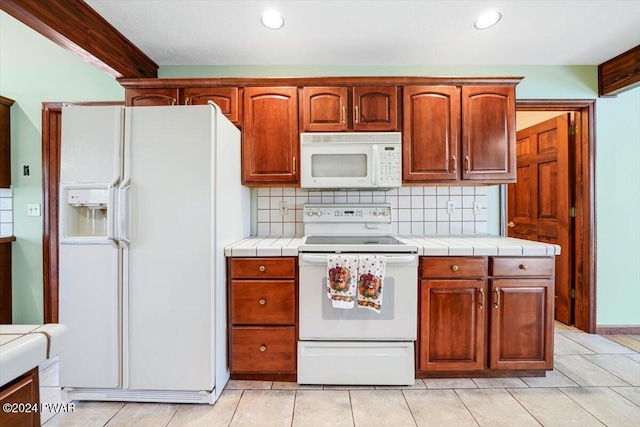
302, 204, 392, 223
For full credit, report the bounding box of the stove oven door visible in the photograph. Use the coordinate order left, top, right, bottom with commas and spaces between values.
298, 253, 418, 340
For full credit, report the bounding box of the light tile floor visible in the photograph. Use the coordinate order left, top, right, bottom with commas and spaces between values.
40, 323, 640, 426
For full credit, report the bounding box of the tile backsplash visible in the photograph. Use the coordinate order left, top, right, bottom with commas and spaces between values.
256, 186, 488, 236
0, 188, 13, 236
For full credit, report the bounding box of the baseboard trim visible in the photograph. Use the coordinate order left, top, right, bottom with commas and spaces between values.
595, 325, 640, 335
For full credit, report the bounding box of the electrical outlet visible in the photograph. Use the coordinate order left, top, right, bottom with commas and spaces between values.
446, 200, 455, 214
27, 203, 41, 217
279, 201, 289, 216
473, 201, 482, 215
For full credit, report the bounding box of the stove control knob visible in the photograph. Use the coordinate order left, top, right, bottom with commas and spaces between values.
382, 210, 390, 216
373, 211, 379, 217
305, 210, 313, 216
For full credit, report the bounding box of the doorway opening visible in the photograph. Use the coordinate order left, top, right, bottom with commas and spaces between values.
513, 100, 595, 333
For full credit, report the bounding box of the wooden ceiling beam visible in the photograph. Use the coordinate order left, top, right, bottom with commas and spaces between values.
598, 45, 640, 97
0, 0, 157, 79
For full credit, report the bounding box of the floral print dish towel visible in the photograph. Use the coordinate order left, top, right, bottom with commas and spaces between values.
357, 255, 386, 313
327, 255, 359, 309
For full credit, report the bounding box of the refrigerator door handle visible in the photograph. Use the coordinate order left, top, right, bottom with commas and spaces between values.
118, 179, 131, 248
107, 179, 119, 244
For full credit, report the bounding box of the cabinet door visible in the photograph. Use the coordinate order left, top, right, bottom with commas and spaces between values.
0, 368, 40, 427
403, 86, 460, 181
0, 97, 13, 187
184, 87, 241, 125
0, 243, 12, 323
489, 278, 554, 370
461, 86, 516, 181
300, 87, 348, 131
126, 88, 180, 106
243, 87, 299, 184
420, 279, 486, 371
353, 86, 399, 131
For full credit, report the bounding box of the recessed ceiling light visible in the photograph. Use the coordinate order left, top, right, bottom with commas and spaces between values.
474, 10, 502, 30
260, 10, 285, 30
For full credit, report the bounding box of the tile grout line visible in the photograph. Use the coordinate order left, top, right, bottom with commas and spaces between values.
557, 386, 610, 426
399, 389, 419, 427
227, 389, 245, 426
452, 388, 483, 427
574, 353, 635, 386
504, 387, 547, 427
608, 386, 640, 408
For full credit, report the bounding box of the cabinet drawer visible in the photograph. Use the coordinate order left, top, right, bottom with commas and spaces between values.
421, 257, 485, 279
491, 257, 554, 277
231, 327, 296, 373
231, 280, 295, 325
230, 257, 296, 279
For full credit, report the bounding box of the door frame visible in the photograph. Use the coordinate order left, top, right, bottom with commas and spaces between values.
514, 100, 596, 333
41, 101, 122, 323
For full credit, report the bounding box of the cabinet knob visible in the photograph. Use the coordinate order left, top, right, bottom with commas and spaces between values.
259, 345, 266, 352
259, 298, 266, 306
519, 264, 528, 271
507, 221, 515, 228
452, 265, 459, 271
259, 265, 266, 272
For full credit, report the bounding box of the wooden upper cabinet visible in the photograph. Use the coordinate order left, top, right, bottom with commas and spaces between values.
126, 88, 179, 106
403, 86, 460, 181
300, 86, 399, 132
462, 86, 516, 182
0, 96, 15, 188
300, 87, 348, 132
242, 87, 299, 185
353, 86, 399, 131
184, 87, 242, 125
125, 87, 241, 125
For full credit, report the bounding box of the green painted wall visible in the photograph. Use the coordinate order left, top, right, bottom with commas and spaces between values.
2, 13, 638, 326
0, 12, 124, 323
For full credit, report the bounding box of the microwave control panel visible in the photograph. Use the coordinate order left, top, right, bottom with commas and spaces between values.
377, 146, 401, 186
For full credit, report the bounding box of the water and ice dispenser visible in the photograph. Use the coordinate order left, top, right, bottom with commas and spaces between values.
62, 187, 109, 238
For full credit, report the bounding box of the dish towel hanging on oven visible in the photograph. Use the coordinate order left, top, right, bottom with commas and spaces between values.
327, 255, 359, 309
357, 255, 386, 313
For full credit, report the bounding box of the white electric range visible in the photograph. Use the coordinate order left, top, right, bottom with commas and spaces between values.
297, 204, 418, 385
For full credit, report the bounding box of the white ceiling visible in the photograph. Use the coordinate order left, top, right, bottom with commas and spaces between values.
85, 0, 640, 67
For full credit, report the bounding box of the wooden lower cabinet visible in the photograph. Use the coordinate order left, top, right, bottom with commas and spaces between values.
0, 241, 12, 323
0, 368, 40, 427
231, 327, 296, 373
489, 278, 554, 370
228, 257, 297, 377
418, 256, 555, 376
420, 279, 485, 371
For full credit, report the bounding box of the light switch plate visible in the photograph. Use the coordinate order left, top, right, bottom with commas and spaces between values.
446, 200, 455, 214
473, 201, 482, 215
27, 203, 41, 217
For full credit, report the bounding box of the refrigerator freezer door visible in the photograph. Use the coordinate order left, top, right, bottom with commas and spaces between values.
124, 106, 216, 391
59, 244, 120, 388
60, 106, 123, 184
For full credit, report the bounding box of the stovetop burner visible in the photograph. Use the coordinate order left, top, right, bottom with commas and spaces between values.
304, 235, 404, 246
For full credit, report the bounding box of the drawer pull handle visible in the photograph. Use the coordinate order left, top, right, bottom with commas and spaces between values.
259, 265, 266, 272
452, 265, 459, 271
494, 287, 501, 308
259, 298, 266, 306
479, 287, 485, 309
519, 264, 528, 271
259, 345, 266, 352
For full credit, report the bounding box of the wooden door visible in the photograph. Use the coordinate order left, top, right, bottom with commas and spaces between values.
184, 87, 241, 125
403, 86, 460, 181
300, 87, 348, 131
126, 88, 179, 106
419, 279, 486, 371
242, 87, 299, 184
489, 279, 554, 370
508, 114, 572, 324
462, 86, 516, 181
353, 86, 399, 131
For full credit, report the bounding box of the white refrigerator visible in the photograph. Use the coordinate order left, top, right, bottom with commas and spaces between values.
58, 104, 249, 404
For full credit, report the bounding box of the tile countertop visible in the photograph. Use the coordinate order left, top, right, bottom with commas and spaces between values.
224, 235, 560, 257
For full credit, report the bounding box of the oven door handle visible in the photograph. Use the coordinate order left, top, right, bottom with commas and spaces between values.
299, 254, 416, 264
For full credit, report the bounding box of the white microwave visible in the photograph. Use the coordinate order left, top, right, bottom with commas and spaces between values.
300, 132, 402, 190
